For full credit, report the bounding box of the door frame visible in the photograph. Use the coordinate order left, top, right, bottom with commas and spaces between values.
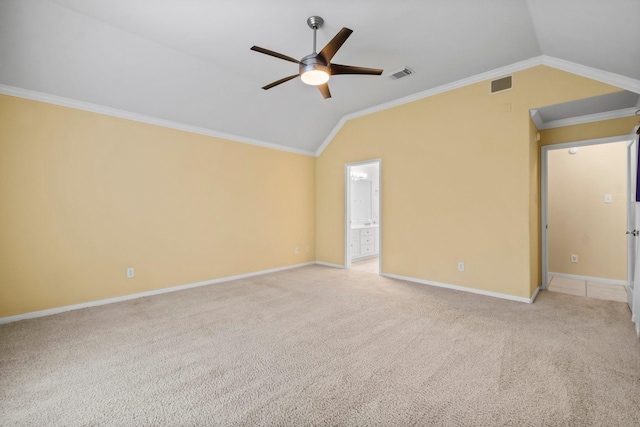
345, 158, 382, 273
626, 135, 638, 312
541, 134, 635, 291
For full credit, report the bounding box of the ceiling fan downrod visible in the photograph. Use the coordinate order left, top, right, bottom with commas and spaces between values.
307, 16, 324, 54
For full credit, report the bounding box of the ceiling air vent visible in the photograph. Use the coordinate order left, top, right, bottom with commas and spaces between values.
491, 76, 512, 93
387, 67, 413, 80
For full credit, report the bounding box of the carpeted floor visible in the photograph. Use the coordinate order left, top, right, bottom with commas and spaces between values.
1, 265, 640, 426
351, 256, 379, 274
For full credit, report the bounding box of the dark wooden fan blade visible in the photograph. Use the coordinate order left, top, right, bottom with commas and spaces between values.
262, 74, 299, 90
330, 63, 383, 76
319, 28, 353, 62
317, 83, 331, 99
251, 46, 301, 64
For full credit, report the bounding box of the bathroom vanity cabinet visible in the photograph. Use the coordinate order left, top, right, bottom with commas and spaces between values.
350, 225, 379, 259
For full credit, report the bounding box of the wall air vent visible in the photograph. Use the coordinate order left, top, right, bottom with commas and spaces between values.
491, 76, 512, 93
387, 67, 413, 80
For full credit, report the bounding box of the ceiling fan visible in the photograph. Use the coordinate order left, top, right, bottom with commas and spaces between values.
250, 16, 383, 99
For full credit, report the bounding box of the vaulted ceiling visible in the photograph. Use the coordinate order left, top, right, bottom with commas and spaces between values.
1, 0, 639, 155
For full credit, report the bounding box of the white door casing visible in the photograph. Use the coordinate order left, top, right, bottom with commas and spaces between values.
345, 159, 382, 273
628, 128, 640, 336
541, 134, 634, 299
626, 137, 637, 312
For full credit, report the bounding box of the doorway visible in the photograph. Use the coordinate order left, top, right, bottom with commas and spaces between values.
541, 135, 636, 305
345, 159, 381, 274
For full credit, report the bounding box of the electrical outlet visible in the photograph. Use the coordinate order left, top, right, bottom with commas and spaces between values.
457, 262, 464, 271
571, 254, 578, 263
127, 267, 135, 278
604, 194, 612, 203
294, 247, 299, 254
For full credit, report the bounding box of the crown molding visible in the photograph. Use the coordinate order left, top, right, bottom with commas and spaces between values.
538, 107, 637, 130
315, 56, 544, 156
540, 56, 640, 95
529, 109, 544, 129
4, 55, 638, 158
0, 84, 315, 157
316, 56, 640, 156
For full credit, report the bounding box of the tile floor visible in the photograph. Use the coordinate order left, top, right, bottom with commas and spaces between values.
547, 275, 628, 302
351, 256, 379, 274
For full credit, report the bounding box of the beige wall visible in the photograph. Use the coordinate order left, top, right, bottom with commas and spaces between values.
1, 65, 631, 317
547, 142, 627, 279
541, 116, 637, 146
316, 66, 621, 299
0, 95, 315, 317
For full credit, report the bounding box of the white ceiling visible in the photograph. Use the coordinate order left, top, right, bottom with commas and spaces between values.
1, 0, 639, 155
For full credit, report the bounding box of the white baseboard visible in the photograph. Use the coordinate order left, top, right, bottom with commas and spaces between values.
530, 286, 541, 303
0, 262, 315, 324
381, 273, 539, 304
548, 272, 627, 286
0, 262, 546, 324
315, 261, 346, 269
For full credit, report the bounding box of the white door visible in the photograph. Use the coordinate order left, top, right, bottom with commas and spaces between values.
628, 134, 640, 335
626, 138, 636, 310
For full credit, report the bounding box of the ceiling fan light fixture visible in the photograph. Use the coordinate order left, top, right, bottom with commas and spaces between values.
300, 56, 330, 86
301, 68, 330, 86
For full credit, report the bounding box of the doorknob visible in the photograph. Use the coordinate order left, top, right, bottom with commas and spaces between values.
626, 230, 639, 236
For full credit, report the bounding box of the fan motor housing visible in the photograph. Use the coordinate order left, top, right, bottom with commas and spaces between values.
299, 54, 330, 85
300, 54, 330, 74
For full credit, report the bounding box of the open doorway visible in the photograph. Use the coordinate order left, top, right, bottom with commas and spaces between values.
542, 135, 636, 303
345, 159, 381, 274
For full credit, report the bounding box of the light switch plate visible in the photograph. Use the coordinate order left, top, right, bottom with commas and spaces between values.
604, 194, 612, 203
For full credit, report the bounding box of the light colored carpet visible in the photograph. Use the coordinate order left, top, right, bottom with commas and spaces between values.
1, 265, 640, 426
350, 256, 379, 274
